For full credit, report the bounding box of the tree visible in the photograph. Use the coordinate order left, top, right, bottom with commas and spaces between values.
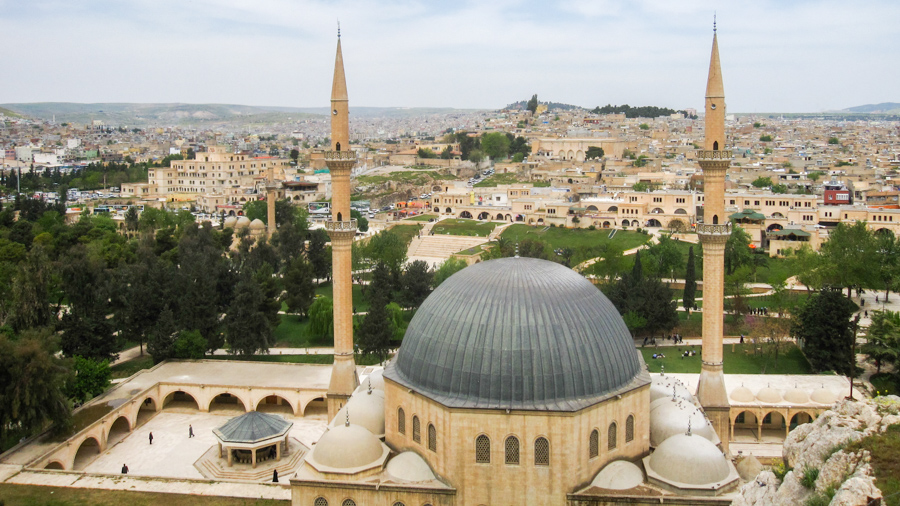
307, 229, 331, 281
807, 171, 824, 182
172, 330, 207, 360
752, 176, 773, 188
434, 257, 467, 286
417, 148, 437, 159
481, 132, 510, 160
828, 137, 840, 145
644, 234, 683, 280
585, 146, 605, 160
356, 298, 394, 364
124, 206, 139, 232
759, 134, 773, 142
65, 356, 111, 403
791, 288, 858, 375
862, 310, 900, 375
873, 230, 900, 302
281, 255, 316, 317
632, 182, 649, 192
307, 296, 334, 343
819, 221, 876, 297
0, 329, 73, 445
290, 148, 300, 162
223, 273, 272, 356
363, 230, 407, 282
115, 241, 173, 356
367, 261, 394, 305
724, 225, 753, 276
440, 145, 453, 159
639, 123, 650, 130
59, 245, 117, 361
604, 251, 677, 339
468, 149, 485, 164
683, 246, 697, 311
10, 246, 53, 333
147, 307, 178, 362
351, 209, 369, 233
400, 260, 433, 309
772, 184, 788, 194
526, 94, 538, 114
622, 311, 646, 339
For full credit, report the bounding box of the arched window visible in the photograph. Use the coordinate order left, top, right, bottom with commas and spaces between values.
608, 422, 617, 451
392, 502, 405, 506
427, 424, 437, 452
534, 437, 550, 466
314, 498, 328, 506
713, 141, 719, 151
504, 436, 520, 465
336, 142, 342, 152
337, 211, 343, 222
341, 500, 355, 506
626, 415, 635, 443
712, 215, 719, 225
398, 408, 406, 435
412, 416, 421, 443
475, 435, 491, 463
589, 429, 599, 459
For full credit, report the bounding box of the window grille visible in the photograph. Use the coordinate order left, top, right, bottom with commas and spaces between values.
589, 429, 599, 458
341, 500, 356, 506
475, 435, 491, 463
534, 437, 550, 466
608, 423, 617, 451
505, 436, 520, 465
392, 502, 405, 506
398, 408, 405, 435
314, 498, 328, 506
626, 415, 635, 443
412, 416, 421, 443
427, 424, 437, 452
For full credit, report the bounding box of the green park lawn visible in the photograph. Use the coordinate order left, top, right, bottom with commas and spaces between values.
641, 342, 813, 375
474, 173, 551, 187
404, 213, 437, 222
0, 484, 287, 505
384, 223, 423, 245
111, 355, 154, 379
431, 219, 498, 237
500, 224, 650, 252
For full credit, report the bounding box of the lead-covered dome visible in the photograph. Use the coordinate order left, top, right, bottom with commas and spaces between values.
384, 257, 644, 411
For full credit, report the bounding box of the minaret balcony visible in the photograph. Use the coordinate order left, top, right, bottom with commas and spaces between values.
324, 150, 357, 162
696, 149, 733, 161
325, 219, 358, 233
697, 222, 732, 237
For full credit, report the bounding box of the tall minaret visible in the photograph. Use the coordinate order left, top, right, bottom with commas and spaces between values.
325, 27, 359, 420
695, 22, 732, 454
265, 165, 278, 237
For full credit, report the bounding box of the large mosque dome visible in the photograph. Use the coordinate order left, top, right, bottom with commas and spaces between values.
384, 257, 643, 411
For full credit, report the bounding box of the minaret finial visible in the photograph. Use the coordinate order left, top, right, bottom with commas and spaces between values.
337, 19, 341, 38
713, 12, 717, 33
367, 377, 372, 394
345, 408, 350, 427
687, 418, 693, 436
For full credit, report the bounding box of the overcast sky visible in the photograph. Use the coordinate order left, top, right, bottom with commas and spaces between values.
1, 0, 897, 113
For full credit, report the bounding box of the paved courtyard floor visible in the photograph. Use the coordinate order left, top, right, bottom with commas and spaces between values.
85, 408, 327, 480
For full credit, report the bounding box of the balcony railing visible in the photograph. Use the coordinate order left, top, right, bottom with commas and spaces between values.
325, 219, 358, 232
696, 223, 732, 235
324, 150, 357, 161
696, 149, 733, 160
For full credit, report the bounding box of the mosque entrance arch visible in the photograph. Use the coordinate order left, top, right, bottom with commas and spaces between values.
256, 395, 296, 415
460, 211, 473, 219
209, 392, 248, 414
106, 416, 131, 447
477, 212, 490, 220
136, 396, 158, 427
790, 412, 814, 430
72, 437, 101, 471
163, 390, 200, 411
646, 219, 662, 228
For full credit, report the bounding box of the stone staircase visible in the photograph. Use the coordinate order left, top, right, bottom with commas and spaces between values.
194, 438, 308, 482
408, 235, 488, 260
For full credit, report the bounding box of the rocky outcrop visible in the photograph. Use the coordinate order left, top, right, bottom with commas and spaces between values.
732, 396, 899, 506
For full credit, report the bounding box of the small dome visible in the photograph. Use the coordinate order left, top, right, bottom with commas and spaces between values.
249, 218, 266, 230
649, 434, 731, 486
235, 216, 251, 228
811, 388, 837, 405
385, 452, 436, 483
591, 460, 644, 490
328, 389, 385, 437
310, 424, 385, 470
730, 386, 755, 403
735, 454, 763, 481
650, 400, 716, 447
223, 216, 237, 228
756, 387, 783, 404
650, 376, 693, 403
355, 370, 385, 394
784, 388, 810, 404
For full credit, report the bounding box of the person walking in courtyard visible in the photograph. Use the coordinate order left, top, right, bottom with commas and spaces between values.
121, 464, 128, 474
149, 432, 153, 445
189, 425, 194, 438
273, 469, 279, 482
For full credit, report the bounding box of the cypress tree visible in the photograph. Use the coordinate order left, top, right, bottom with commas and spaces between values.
683, 246, 697, 312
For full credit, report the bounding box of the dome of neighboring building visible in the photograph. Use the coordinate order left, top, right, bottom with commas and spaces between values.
648, 433, 731, 486
249, 218, 266, 230
358, 370, 385, 392
811, 388, 837, 405
235, 216, 251, 228
328, 389, 385, 438
310, 423, 385, 470
735, 454, 763, 482
730, 386, 755, 403
590, 460, 644, 490
784, 388, 811, 404
223, 216, 237, 228
650, 400, 716, 447
385, 451, 436, 483
756, 387, 783, 404
384, 257, 644, 411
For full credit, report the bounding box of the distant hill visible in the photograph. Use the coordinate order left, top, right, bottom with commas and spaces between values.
503, 100, 585, 112
842, 102, 900, 114
0, 103, 485, 126
0, 106, 25, 119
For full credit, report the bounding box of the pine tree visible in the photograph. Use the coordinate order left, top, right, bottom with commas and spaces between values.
400, 260, 433, 309
683, 246, 697, 312
223, 274, 273, 356
282, 255, 316, 317
357, 293, 395, 364
526, 94, 539, 114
